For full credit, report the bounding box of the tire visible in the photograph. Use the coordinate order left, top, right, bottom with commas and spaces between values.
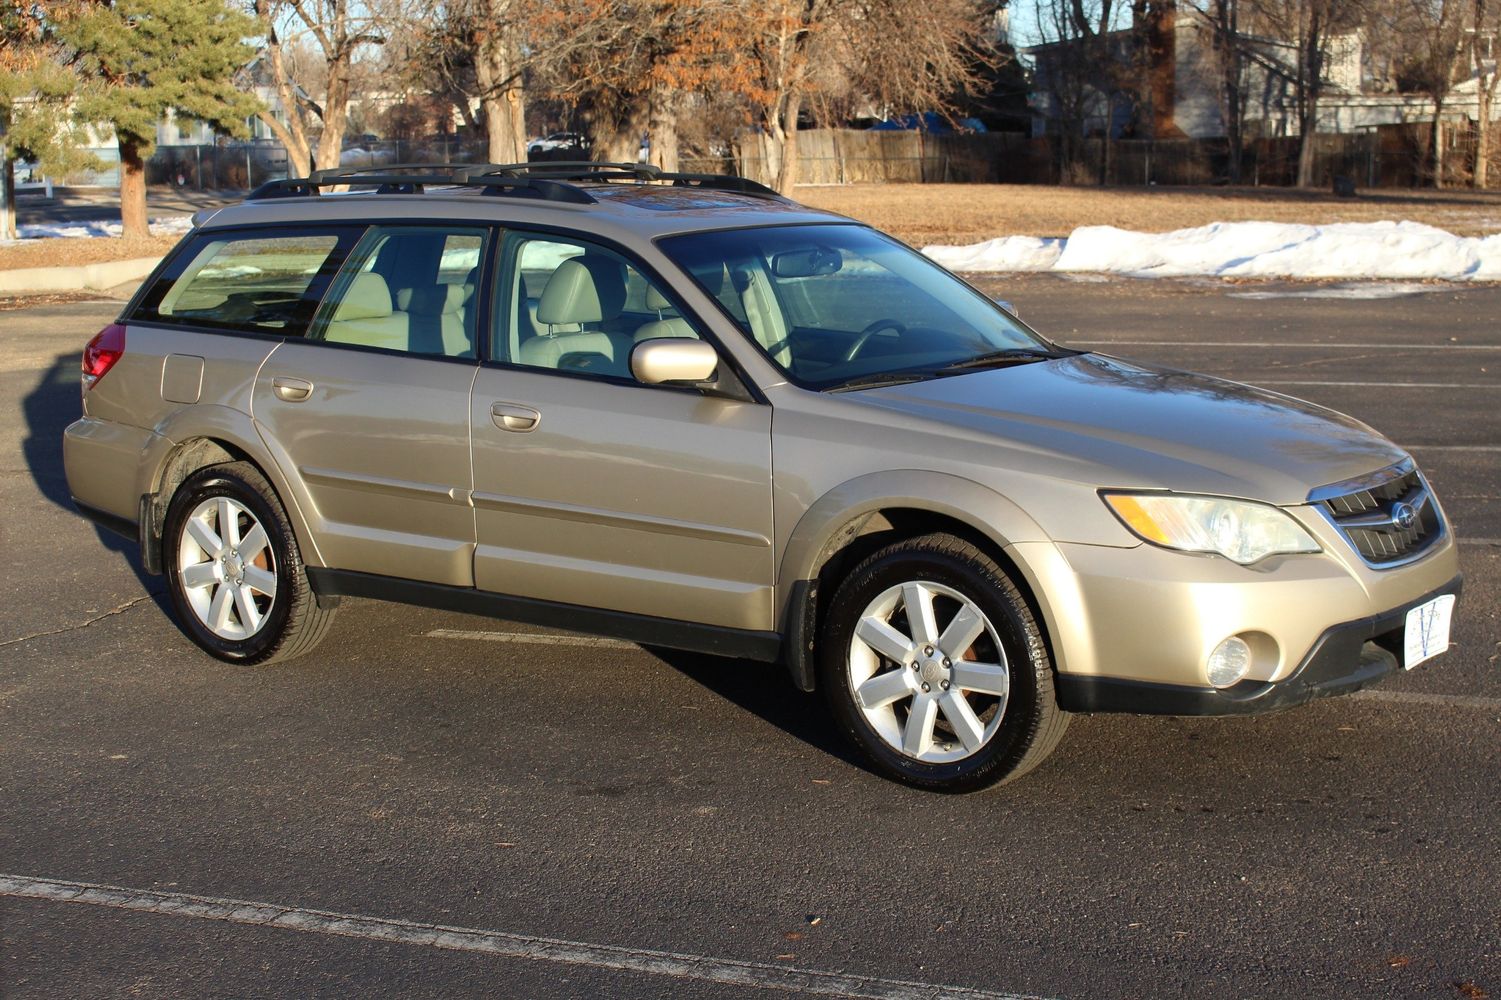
818, 532, 1069, 792
161, 461, 334, 665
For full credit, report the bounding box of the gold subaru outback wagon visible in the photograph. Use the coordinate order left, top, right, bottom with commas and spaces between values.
64, 163, 1462, 792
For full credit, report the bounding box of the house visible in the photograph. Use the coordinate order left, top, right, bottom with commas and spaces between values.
1025, 1, 1499, 141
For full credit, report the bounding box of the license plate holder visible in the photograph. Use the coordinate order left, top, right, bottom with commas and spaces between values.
1403, 594, 1456, 670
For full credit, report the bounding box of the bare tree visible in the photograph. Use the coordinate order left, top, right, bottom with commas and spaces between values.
1248, 0, 1368, 187
254, 0, 387, 174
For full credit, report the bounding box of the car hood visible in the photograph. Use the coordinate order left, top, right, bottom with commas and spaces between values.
849, 353, 1407, 505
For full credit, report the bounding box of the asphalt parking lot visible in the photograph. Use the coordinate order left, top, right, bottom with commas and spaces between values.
2, 280, 1497, 999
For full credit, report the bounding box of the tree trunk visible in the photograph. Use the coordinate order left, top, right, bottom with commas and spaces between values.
1473, 0, 1492, 188
1431, 105, 1445, 188
772, 92, 802, 193
1295, 97, 1319, 187
647, 88, 679, 173
1, 156, 16, 242
258, 110, 312, 178
475, 47, 527, 163
316, 56, 351, 173
118, 137, 150, 239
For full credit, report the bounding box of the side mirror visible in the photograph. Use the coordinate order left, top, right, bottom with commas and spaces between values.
993, 298, 1019, 318
631, 338, 719, 386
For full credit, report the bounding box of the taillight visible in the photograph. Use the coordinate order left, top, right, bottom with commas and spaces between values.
82, 323, 126, 388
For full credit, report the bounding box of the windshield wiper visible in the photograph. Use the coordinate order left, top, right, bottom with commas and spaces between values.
937, 348, 1057, 372
825, 370, 939, 393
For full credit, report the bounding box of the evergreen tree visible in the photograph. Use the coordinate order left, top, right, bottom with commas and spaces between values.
1, 5, 96, 239
56, 0, 262, 237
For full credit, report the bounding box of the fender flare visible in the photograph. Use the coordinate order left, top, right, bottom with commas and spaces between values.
137, 404, 326, 570
774, 470, 1054, 691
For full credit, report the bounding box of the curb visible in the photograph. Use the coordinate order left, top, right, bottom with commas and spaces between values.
0, 257, 162, 295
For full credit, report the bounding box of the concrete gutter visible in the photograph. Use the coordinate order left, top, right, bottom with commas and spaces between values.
0, 257, 162, 295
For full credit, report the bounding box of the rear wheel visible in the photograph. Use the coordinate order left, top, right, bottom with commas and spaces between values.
819, 533, 1068, 792
162, 462, 334, 664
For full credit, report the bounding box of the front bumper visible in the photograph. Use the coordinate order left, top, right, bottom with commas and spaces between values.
1054, 574, 1462, 716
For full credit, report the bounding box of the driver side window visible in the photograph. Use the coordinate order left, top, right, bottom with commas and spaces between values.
492, 233, 700, 381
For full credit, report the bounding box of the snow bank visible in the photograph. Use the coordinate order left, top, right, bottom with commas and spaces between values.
923, 220, 1501, 282
921, 236, 1064, 273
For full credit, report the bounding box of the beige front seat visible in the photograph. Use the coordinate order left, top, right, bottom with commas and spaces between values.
732, 266, 792, 366
520, 255, 630, 373
323, 272, 409, 351
633, 285, 698, 343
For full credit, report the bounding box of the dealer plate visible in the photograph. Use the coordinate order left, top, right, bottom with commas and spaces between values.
1404, 594, 1456, 670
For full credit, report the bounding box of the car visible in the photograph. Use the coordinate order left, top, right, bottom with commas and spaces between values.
63, 161, 1462, 792
527, 132, 590, 161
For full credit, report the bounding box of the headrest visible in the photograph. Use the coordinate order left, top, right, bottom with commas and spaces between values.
401, 284, 466, 316
333, 272, 393, 321
536, 255, 626, 326
644, 285, 673, 313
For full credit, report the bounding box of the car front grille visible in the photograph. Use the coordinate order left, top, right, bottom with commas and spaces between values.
1312, 462, 1443, 566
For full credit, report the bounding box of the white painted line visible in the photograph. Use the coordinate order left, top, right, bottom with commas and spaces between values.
1065, 340, 1501, 351
0, 875, 1050, 1000
1401, 445, 1501, 452
1253, 380, 1500, 389
1459, 537, 1501, 546
1350, 690, 1501, 711
424, 628, 638, 649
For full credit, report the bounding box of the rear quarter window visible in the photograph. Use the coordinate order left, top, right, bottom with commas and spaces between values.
132, 226, 362, 337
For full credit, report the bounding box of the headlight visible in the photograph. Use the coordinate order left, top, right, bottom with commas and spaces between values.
1102, 493, 1320, 565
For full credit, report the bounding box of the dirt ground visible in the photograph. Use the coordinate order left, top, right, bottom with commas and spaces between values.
795, 183, 1501, 246
6, 182, 1501, 272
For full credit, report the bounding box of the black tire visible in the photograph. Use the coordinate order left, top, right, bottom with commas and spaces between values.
818, 532, 1068, 792
161, 461, 334, 665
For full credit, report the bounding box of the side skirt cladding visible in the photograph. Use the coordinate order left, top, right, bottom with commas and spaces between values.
306, 569, 784, 663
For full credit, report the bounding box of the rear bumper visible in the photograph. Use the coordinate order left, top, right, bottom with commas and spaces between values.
1055, 574, 1462, 716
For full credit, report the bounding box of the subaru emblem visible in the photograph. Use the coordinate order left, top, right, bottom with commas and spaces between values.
1392, 502, 1417, 530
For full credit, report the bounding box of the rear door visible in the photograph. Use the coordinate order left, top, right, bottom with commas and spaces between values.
252, 224, 493, 587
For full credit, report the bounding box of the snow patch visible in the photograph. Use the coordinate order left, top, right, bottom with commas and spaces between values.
10, 215, 195, 241
923, 220, 1501, 282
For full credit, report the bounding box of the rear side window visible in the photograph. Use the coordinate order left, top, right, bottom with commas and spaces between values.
133, 227, 361, 336
309, 225, 491, 359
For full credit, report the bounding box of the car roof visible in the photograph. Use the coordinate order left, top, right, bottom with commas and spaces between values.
194, 176, 856, 245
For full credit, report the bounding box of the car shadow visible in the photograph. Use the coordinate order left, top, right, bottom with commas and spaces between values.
22, 351, 164, 605
647, 647, 871, 773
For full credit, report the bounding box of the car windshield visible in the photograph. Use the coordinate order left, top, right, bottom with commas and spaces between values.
659, 224, 1061, 391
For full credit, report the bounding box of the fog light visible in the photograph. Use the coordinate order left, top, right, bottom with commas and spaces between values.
1207, 636, 1253, 688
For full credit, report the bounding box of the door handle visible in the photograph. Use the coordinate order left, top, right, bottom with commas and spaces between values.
491, 401, 541, 432
272, 376, 314, 402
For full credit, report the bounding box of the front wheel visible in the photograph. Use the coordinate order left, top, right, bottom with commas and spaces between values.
818, 533, 1068, 792
162, 461, 334, 664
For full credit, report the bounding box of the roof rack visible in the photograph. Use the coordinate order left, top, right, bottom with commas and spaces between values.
244, 160, 787, 205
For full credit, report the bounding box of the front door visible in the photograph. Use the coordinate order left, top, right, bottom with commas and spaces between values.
469, 231, 774, 630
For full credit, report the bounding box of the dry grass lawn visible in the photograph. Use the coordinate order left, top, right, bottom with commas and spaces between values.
0, 234, 180, 272
794, 183, 1501, 246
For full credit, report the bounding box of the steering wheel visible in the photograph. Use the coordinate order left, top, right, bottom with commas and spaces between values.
843, 318, 907, 362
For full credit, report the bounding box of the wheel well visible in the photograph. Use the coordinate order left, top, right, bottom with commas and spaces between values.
144, 437, 258, 552
789, 507, 1056, 692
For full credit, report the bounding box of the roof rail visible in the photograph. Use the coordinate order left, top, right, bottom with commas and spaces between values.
244, 160, 786, 204
245, 167, 598, 204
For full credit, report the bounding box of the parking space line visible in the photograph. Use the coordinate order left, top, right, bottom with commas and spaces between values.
0, 875, 1050, 1000
1401, 445, 1501, 452
1065, 340, 1501, 351
1350, 690, 1501, 711
1252, 380, 1500, 389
